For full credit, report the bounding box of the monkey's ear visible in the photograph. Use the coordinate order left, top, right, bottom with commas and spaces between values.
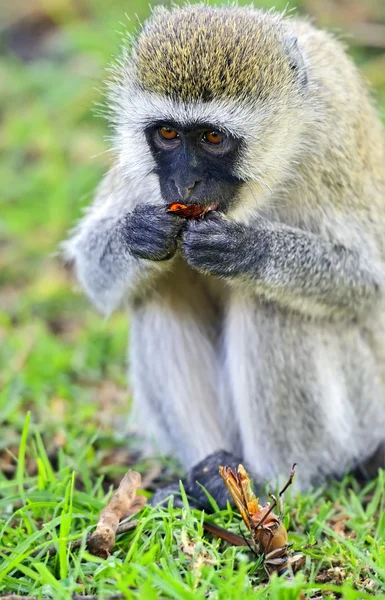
284, 35, 308, 87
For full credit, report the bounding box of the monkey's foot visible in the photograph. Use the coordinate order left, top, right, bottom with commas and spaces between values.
151, 449, 255, 511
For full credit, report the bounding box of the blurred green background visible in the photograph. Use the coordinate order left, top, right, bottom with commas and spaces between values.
0, 0, 384, 472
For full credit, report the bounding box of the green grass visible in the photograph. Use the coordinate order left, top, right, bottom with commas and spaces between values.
1, 0, 385, 598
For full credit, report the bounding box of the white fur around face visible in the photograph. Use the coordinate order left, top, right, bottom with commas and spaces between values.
111, 89, 314, 207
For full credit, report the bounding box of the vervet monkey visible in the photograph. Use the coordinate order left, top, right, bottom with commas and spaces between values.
63, 4, 385, 507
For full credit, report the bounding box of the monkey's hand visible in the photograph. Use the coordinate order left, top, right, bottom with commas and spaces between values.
182, 212, 383, 320
125, 204, 184, 261
182, 212, 261, 277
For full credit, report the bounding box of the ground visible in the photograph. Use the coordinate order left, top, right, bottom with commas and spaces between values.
1, 0, 385, 598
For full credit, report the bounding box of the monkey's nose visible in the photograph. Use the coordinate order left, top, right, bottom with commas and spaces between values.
172, 178, 202, 200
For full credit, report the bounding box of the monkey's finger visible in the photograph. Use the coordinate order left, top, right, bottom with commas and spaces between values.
130, 218, 183, 241
183, 229, 233, 250
131, 204, 185, 230
186, 215, 222, 229
203, 211, 227, 224
131, 242, 177, 262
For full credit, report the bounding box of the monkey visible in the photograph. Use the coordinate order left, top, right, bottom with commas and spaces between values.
62, 4, 385, 509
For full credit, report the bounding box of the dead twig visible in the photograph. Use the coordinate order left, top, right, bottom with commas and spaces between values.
29, 519, 138, 559
87, 470, 146, 558
4, 472, 144, 561
203, 521, 248, 546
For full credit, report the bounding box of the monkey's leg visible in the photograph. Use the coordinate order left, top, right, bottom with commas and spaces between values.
129, 264, 230, 478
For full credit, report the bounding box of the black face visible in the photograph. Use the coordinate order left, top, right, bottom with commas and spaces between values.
145, 122, 244, 211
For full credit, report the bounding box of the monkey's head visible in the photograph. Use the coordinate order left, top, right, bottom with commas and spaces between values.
109, 5, 310, 216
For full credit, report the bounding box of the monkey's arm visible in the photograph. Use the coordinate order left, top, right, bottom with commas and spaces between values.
62, 168, 183, 316
183, 213, 384, 320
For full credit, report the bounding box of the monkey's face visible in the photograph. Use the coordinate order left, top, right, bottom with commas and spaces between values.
145, 122, 245, 212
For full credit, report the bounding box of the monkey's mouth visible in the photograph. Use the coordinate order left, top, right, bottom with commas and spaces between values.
167, 201, 219, 218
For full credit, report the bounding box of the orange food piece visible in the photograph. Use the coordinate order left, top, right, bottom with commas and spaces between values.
167, 202, 219, 218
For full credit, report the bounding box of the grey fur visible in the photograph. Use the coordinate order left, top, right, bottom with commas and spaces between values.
63, 5, 385, 502
183, 211, 384, 321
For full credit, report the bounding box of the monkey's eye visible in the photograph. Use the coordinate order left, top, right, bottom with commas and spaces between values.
158, 127, 179, 141
202, 130, 224, 145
